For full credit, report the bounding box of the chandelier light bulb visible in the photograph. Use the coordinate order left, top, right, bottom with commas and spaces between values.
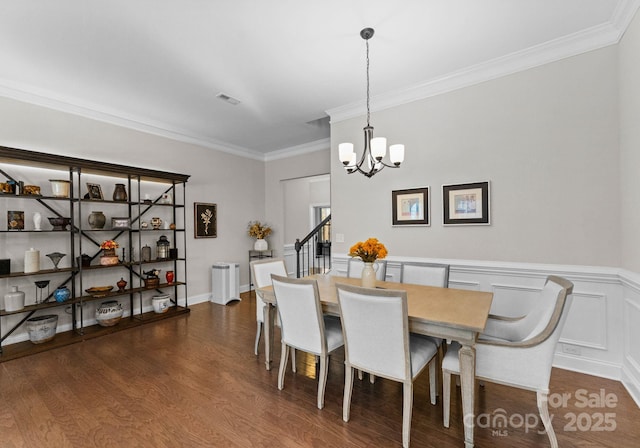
339, 142, 355, 165
389, 144, 405, 165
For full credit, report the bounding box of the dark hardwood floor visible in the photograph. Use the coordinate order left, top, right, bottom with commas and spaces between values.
1, 291, 638, 447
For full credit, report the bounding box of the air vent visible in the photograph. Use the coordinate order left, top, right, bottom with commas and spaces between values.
216, 93, 241, 105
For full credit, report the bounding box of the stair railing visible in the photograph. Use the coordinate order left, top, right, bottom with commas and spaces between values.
294, 214, 331, 278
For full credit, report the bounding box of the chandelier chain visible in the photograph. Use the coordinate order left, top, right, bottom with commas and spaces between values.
366, 37, 370, 127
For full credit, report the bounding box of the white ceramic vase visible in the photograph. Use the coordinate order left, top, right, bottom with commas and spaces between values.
361, 262, 377, 288
254, 238, 268, 251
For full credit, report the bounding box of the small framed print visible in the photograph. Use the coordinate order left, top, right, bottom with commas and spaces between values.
442, 181, 490, 225
87, 183, 103, 200
195, 202, 217, 238
392, 187, 430, 226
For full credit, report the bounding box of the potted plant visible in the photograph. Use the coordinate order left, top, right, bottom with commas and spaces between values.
349, 237, 388, 288
247, 220, 272, 250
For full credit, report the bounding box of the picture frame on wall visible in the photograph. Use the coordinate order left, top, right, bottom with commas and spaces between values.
442, 181, 490, 225
392, 187, 430, 226
194, 202, 217, 238
86, 183, 103, 200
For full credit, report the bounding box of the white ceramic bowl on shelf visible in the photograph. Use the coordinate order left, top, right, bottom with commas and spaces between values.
49, 179, 70, 198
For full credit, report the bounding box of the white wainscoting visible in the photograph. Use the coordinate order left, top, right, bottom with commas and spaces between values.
320, 253, 640, 407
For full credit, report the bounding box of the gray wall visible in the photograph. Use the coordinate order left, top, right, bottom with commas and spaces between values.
620, 9, 640, 273
282, 174, 330, 244
264, 149, 330, 256
330, 45, 620, 267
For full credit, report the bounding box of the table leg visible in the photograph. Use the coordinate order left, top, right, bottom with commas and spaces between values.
263, 302, 275, 370
459, 343, 476, 448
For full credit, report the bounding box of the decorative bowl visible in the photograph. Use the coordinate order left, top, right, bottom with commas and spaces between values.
49, 179, 70, 197
86, 286, 114, 297
48, 217, 71, 230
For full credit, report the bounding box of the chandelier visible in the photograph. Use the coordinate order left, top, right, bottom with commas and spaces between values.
338, 28, 404, 178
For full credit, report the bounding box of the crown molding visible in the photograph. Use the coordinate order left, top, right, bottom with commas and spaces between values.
328, 0, 640, 123
0, 78, 267, 161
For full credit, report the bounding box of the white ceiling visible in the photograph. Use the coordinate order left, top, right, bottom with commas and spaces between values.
0, 0, 638, 159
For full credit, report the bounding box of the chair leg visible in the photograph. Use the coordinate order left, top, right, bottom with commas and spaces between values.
343, 365, 354, 422
428, 359, 437, 405
254, 321, 263, 355
370, 374, 376, 384
402, 382, 414, 448
537, 390, 558, 448
277, 343, 289, 390
443, 370, 452, 428
317, 355, 329, 409
291, 348, 296, 373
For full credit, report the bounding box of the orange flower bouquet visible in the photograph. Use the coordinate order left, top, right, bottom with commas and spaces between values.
100, 240, 120, 251
348, 238, 388, 263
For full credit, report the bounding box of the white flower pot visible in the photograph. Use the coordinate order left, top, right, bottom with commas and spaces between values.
254, 238, 268, 251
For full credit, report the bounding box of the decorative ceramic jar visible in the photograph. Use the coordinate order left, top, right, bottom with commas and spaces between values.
49, 179, 70, 198
88, 211, 106, 229
24, 248, 40, 273
77, 253, 92, 268
254, 238, 268, 251
95, 300, 124, 327
53, 286, 71, 303
152, 294, 171, 313
117, 277, 127, 292
4, 286, 25, 312
100, 249, 119, 266
26, 315, 58, 344
165, 270, 175, 284
150, 217, 162, 230
33, 212, 42, 231
141, 245, 152, 262
112, 183, 128, 201
361, 262, 377, 288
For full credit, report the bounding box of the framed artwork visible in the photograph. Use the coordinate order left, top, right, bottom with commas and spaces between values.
194, 202, 217, 238
442, 181, 490, 225
86, 183, 103, 200
392, 187, 430, 226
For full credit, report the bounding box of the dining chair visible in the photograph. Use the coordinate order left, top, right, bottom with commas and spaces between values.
399, 262, 450, 288
400, 261, 451, 388
442, 275, 574, 448
346, 258, 387, 281
250, 258, 287, 355
271, 274, 344, 409
337, 283, 438, 448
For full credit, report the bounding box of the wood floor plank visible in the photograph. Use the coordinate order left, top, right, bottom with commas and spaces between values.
1, 291, 638, 447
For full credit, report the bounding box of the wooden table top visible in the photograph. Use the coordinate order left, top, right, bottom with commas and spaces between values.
260, 274, 493, 333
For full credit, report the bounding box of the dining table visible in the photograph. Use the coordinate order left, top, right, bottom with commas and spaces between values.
257, 274, 493, 448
